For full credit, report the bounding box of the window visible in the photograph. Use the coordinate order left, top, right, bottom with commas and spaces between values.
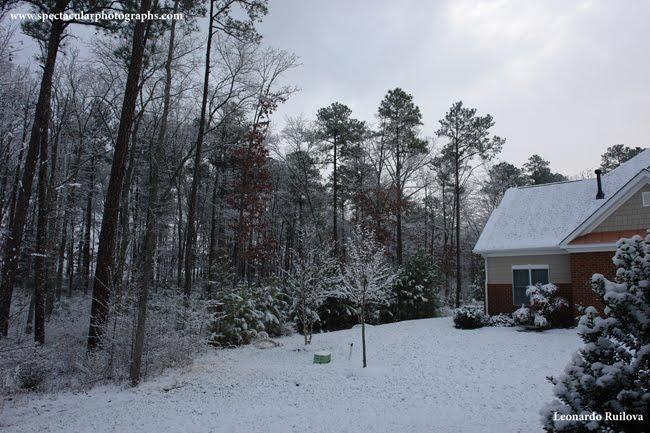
512, 265, 549, 306
642, 191, 650, 207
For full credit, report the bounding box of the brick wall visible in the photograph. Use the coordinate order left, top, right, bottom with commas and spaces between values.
487, 283, 572, 315
569, 252, 617, 315
486, 252, 621, 322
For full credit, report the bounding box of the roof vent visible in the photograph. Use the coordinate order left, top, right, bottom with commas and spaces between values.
595, 169, 605, 199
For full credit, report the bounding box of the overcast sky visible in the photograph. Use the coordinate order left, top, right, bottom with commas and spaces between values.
10, 0, 650, 176
255, 0, 650, 176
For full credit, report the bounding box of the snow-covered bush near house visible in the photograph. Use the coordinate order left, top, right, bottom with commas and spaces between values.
541, 234, 650, 432
488, 313, 516, 327
512, 306, 530, 325
512, 283, 568, 329
453, 304, 487, 329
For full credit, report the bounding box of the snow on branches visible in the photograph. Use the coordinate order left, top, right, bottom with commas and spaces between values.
513, 283, 568, 329
285, 227, 339, 345
333, 225, 396, 367
541, 233, 650, 432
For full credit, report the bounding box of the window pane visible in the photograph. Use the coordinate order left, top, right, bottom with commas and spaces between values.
531, 268, 549, 285
513, 269, 530, 305
513, 286, 528, 305
513, 269, 529, 287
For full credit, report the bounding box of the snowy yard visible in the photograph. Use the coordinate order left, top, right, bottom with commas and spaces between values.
0, 318, 580, 433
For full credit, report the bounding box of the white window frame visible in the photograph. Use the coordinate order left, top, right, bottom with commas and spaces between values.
642, 191, 650, 207
511, 264, 550, 306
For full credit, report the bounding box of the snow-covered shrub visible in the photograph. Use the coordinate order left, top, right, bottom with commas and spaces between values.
210, 285, 289, 347
512, 306, 530, 325
488, 313, 516, 327
210, 290, 264, 346
512, 283, 568, 329
255, 284, 290, 338
391, 252, 442, 321
541, 234, 650, 432
13, 362, 46, 391
316, 297, 357, 331
453, 305, 487, 329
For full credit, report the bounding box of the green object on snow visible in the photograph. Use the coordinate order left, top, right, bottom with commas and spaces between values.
313, 352, 331, 364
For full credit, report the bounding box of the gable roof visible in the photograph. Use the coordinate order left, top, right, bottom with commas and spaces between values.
474, 148, 650, 255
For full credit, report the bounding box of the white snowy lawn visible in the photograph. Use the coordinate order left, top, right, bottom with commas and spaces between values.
0, 317, 580, 433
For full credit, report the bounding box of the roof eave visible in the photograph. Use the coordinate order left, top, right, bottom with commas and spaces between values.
474, 246, 566, 257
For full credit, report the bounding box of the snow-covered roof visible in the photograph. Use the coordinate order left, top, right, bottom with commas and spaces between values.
474, 149, 650, 254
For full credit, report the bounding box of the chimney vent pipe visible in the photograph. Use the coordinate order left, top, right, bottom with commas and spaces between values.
595, 169, 605, 199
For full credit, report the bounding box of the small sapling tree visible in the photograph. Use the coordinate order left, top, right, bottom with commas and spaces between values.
285, 227, 340, 344
336, 226, 396, 368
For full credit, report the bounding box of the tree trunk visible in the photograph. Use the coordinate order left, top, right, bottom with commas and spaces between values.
87, 0, 153, 351
0, 137, 12, 224
0, 8, 66, 337
207, 168, 218, 280
67, 215, 75, 296
176, 182, 183, 287
184, 0, 215, 298
131, 1, 179, 385
82, 156, 95, 294
395, 125, 402, 266
113, 125, 140, 297
455, 141, 461, 308
361, 304, 367, 368
33, 116, 50, 344
45, 116, 63, 318
332, 134, 338, 255
56, 206, 68, 300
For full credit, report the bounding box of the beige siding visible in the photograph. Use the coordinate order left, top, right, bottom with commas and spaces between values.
594, 184, 650, 232
487, 254, 571, 284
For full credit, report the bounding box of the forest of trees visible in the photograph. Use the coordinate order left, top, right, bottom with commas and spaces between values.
0, 1, 644, 389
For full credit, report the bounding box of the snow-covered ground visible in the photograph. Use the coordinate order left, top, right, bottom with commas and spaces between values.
0, 317, 580, 433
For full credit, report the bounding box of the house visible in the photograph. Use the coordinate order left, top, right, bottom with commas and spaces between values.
474, 149, 650, 316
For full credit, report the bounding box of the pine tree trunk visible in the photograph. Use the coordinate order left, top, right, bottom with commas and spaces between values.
55, 207, 68, 300
5, 138, 25, 229
207, 173, 218, 280
45, 118, 62, 318
332, 134, 338, 255
0, 9, 66, 337
455, 142, 461, 308
176, 183, 183, 288
131, 1, 179, 385
0, 137, 11, 224
114, 125, 140, 297
184, 0, 214, 298
82, 156, 95, 294
67, 215, 74, 296
33, 119, 50, 344
395, 125, 402, 266
87, 0, 153, 351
